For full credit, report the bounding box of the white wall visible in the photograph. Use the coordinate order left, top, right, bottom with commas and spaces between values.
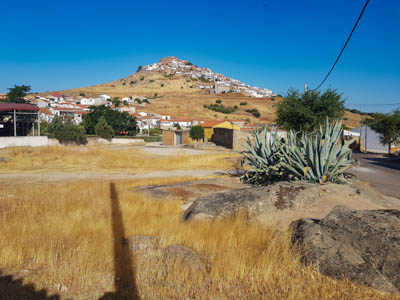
0, 136, 49, 149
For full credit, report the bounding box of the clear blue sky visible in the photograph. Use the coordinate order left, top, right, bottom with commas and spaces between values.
1, 0, 399, 112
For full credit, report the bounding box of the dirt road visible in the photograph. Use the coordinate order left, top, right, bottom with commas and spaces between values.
351, 153, 400, 199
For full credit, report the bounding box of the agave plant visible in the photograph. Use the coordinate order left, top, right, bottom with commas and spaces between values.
241, 127, 288, 185
242, 119, 355, 185
281, 119, 355, 183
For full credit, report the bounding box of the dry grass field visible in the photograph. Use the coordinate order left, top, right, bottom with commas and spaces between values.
0, 146, 394, 299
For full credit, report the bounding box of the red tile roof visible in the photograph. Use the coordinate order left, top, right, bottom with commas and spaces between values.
0, 103, 39, 112
39, 108, 52, 115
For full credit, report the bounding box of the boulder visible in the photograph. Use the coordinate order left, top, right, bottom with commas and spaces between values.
291, 206, 400, 293
163, 245, 209, 274
123, 236, 209, 280
183, 182, 313, 221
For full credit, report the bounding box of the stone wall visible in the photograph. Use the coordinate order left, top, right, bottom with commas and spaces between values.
0, 136, 49, 149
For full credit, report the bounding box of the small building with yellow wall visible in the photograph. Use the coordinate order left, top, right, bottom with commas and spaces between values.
200, 120, 241, 141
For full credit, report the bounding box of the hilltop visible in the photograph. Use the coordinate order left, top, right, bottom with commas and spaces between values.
60, 56, 362, 127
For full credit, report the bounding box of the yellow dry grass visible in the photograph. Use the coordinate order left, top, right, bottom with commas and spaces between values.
0, 146, 239, 173
0, 179, 397, 299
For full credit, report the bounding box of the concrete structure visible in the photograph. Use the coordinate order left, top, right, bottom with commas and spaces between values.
0, 136, 48, 149
211, 128, 286, 152
162, 129, 191, 145
352, 126, 396, 153
200, 120, 241, 141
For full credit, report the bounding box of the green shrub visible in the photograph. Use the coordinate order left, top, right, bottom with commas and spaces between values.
55, 124, 87, 145
189, 125, 204, 141
240, 102, 247, 106
95, 117, 114, 140
149, 128, 162, 136
216, 99, 222, 104
246, 108, 260, 118
204, 103, 237, 114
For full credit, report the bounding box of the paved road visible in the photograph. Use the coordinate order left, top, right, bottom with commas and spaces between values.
351, 153, 400, 199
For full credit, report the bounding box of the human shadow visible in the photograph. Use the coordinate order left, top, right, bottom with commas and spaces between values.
99, 182, 140, 300
0, 271, 60, 300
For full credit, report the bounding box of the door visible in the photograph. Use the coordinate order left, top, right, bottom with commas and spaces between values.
175, 132, 182, 145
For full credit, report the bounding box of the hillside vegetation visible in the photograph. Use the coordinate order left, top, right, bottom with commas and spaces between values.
59, 57, 363, 128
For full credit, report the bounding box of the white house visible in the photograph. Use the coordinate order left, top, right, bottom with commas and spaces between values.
99, 94, 111, 101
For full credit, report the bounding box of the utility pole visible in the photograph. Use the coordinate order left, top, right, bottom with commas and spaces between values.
364, 123, 368, 153
13, 109, 17, 136
304, 82, 308, 93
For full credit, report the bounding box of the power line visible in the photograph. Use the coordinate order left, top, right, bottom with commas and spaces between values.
347, 103, 400, 106
313, 0, 371, 91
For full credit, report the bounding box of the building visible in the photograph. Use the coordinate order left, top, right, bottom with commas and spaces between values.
352, 126, 397, 153
162, 129, 191, 145
199, 120, 241, 141
0, 103, 40, 136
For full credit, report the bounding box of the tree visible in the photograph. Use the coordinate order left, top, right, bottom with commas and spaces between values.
5, 85, 31, 103
276, 88, 345, 132
83, 105, 137, 135
112, 97, 120, 108
368, 110, 400, 154
47, 116, 64, 136
136, 65, 143, 73
95, 117, 114, 140
55, 124, 87, 145
189, 125, 204, 141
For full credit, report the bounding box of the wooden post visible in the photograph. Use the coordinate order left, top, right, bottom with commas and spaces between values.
13, 110, 17, 136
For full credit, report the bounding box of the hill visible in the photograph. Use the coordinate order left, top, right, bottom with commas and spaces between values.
60, 56, 363, 127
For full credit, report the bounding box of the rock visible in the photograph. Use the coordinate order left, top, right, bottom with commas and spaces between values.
163, 245, 209, 273
123, 236, 209, 279
0, 157, 11, 163
183, 182, 313, 221
291, 206, 400, 293
123, 235, 160, 254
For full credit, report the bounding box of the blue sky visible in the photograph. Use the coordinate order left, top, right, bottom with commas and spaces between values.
1, 0, 399, 112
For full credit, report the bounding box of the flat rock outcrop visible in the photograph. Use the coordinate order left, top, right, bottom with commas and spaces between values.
182, 182, 314, 221
291, 206, 400, 293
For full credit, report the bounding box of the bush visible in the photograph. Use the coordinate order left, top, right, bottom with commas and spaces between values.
246, 108, 261, 118
216, 99, 222, 104
189, 125, 204, 141
79, 93, 85, 97
55, 124, 87, 145
149, 128, 162, 136
95, 117, 114, 140
240, 102, 247, 106
204, 103, 237, 114
160, 84, 164, 87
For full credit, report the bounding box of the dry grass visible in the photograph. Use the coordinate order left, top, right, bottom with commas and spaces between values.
0, 177, 398, 299
0, 146, 239, 173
